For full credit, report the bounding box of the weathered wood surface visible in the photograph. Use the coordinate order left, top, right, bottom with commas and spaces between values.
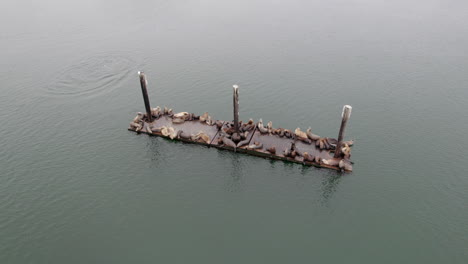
128, 111, 353, 172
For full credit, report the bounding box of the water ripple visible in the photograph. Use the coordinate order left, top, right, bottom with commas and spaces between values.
43, 52, 142, 99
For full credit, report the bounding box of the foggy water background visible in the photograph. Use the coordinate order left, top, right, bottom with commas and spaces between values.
1, 0, 467, 263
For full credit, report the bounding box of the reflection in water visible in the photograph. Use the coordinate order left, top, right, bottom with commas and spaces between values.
227, 152, 245, 192
319, 171, 343, 205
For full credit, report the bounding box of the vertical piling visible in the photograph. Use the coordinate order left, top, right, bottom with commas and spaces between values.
334, 105, 352, 158
138, 71, 152, 122
233, 85, 239, 134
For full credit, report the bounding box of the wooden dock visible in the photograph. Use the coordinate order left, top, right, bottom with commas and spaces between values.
128, 72, 354, 172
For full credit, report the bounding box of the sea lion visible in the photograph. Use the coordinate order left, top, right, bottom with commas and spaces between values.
298, 137, 312, 144
322, 158, 340, 166
290, 150, 297, 159
303, 152, 315, 162
267, 121, 273, 134
192, 131, 210, 144
236, 138, 250, 148
295, 127, 308, 139
129, 122, 142, 131
167, 109, 173, 117
339, 159, 353, 171
240, 131, 249, 140
151, 106, 161, 117
172, 118, 185, 124
247, 142, 263, 150
199, 112, 209, 122
283, 148, 290, 157
284, 129, 293, 138
146, 124, 153, 133
163, 107, 169, 115
266, 146, 276, 154
161, 126, 174, 137
216, 120, 223, 129
173, 112, 189, 119
341, 144, 351, 159
176, 130, 191, 140
257, 119, 269, 134
306, 127, 320, 141
205, 115, 215, 126
221, 135, 237, 151
231, 133, 241, 143
132, 112, 143, 123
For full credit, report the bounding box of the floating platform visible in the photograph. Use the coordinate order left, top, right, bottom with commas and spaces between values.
129, 72, 353, 172
128, 111, 353, 172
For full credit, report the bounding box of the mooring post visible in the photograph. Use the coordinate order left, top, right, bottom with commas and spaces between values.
138, 71, 152, 122
334, 105, 352, 158
233, 84, 239, 134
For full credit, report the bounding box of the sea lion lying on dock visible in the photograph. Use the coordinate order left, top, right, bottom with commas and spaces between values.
132, 112, 143, 124
295, 128, 308, 139
247, 142, 263, 150
339, 159, 353, 171
220, 135, 237, 151
129, 122, 142, 131
191, 131, 211, 144
236, 137, 250, 148
266, 146, 276, 154
151, 106, 161, 117
306, 127, 320, 141
322, 158, 340, 166
199, 112, 209, 122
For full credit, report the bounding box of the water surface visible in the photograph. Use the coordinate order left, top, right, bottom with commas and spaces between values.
1, 0, 467, 263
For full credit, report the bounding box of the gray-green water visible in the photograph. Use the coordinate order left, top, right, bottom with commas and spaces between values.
1, 0, 467, 263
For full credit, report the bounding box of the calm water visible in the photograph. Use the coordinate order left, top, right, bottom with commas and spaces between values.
1, 0, 467, 263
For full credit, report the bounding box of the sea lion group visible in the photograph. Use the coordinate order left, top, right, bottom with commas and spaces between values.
129, 111, 354, 171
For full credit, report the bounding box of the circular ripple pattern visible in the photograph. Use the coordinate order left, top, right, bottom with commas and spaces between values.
44, 52, 141, 98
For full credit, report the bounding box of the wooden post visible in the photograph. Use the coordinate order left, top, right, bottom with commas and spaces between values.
334, 105, 352, 158
138, 71, 152, 122
233, 85, 239, 134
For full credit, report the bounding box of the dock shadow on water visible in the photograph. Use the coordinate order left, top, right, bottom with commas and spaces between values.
43, 51, 143, 99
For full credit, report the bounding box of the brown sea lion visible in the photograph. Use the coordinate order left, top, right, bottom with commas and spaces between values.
266, 146, 276, 154
295, 128, 308, 139
303, 152, 315, 162
177, 130, 191, 140
199, 112, 209, 122
306, 127, 320, 141
284, 129, 293, 138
